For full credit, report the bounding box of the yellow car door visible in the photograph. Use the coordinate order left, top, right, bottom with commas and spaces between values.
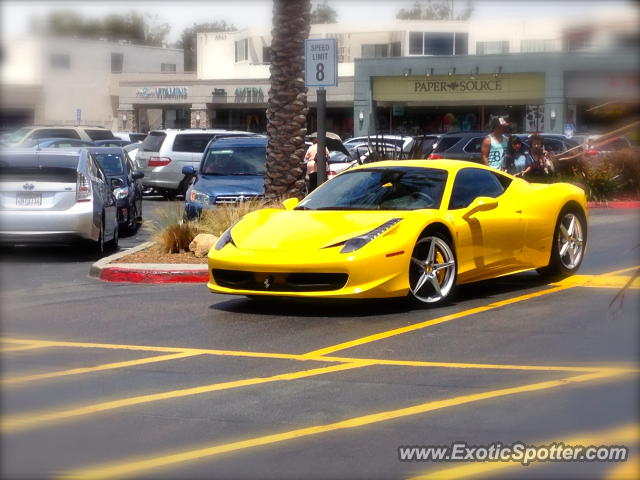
446, 167, 525, 284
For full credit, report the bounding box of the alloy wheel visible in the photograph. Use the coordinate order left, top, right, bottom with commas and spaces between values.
557, 212, 584, 270
409, 235, 456, 303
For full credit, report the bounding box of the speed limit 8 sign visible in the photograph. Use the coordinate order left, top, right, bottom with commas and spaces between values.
304, 38, 338, 87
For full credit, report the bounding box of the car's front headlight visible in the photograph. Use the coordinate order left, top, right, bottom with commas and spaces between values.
189, 188, 210, 206
113, 187, 129, 200
340, 218, 402, 253
214, 220, 240, 251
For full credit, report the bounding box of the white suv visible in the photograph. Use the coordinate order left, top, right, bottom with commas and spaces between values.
4, 125, 116, 146
136, 129, 258, 198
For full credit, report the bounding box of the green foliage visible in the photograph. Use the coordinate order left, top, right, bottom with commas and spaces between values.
33, 10, 170, 47
574, 162, 623, 202
603, 148, 640, 196
396, 0, 474, 20
177, 21, 236, 71
311, 1, 338, 24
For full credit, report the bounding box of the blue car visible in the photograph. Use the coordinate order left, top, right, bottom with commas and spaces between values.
183, 137, 266, 219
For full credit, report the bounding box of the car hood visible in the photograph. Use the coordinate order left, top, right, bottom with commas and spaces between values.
194, 174, 264, 197
230, 209, 421, 252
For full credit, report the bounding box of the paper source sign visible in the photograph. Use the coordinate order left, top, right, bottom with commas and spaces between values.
305, 38, 337, 87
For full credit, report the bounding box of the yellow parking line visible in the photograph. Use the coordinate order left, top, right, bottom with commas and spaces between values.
304, 284, 574, 357
605, 455, 639, 480
1, 352, 202, 386
2, 362, 367, 434
0, 344, 50, 353
0, 337, 315, 362
1, 337, 632, 374
319, 355, 638, 374
407, 423, 639, 480
555, 274, 640, 289
60, 370, 624, 480
603, 265, 640, 276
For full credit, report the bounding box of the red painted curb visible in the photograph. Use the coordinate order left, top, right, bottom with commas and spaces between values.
100, 267, 209, 284
587, 201, 640, 209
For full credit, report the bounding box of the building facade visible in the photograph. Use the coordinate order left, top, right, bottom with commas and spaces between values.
1, 36, 184, 130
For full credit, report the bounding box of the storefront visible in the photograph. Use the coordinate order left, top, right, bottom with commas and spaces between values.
370, 73, 544, 135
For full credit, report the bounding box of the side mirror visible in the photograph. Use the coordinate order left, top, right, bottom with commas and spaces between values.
110, 177, 124, 189
182, 166, 195, 176
132, 171, 144, 180
463, 196, 498, 218
282, 197, 299, 210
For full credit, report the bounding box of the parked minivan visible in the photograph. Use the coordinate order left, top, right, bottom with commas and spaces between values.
0, 148, 119, 254
183, 136, 267, 219
136, 129, 258, 198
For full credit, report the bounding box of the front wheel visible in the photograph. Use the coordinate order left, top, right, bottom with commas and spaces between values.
538, 208, 587, 278
409, 233, 457, 305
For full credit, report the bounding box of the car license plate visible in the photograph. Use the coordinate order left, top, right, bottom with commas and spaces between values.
16, 193, 42, 207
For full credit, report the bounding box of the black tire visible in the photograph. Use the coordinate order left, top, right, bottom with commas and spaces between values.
537, 206, 587, 278
123, 204, 139, 235
408, 231, 457, 306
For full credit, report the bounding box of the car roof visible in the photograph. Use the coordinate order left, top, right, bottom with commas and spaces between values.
86, 147, 125, 154
208, 136, 268, 147
350, 159, 511, 174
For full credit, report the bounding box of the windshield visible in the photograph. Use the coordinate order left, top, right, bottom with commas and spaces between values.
91, 153, 124, 176
201, 146, 266, 175
5, 127, 32, 144
297, 167, 448, 211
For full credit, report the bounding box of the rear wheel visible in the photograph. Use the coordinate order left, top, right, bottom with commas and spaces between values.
538, 207, 586, 277
409, 233, 457, 305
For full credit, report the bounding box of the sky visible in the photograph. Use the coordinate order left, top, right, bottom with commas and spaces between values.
2, 0, 637, 44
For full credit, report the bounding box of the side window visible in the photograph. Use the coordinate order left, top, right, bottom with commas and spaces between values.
172, 134, 216, 153
463, 137, 485, 153
544, 139, 564, 153
449, 168, 507, 210
433, 136, 462, 153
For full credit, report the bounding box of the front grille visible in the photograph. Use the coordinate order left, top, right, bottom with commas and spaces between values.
212, 269, 348, 292
214, 195, 263, 205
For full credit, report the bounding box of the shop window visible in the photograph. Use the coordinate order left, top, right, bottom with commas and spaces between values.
50, 53, 70, 69
455, 33, 469, 55
521, 39, 558, 53
111, 53, 124, 73
390, 42, 401, 57
235, 39, 249, 62
409, 32, 423, 55
262, 46, 272, 64
361, 44, 389, 58
476, 41, 509, 55
409, 32, 467, 55
424, 32, 454, 55
161, 63, 176, 72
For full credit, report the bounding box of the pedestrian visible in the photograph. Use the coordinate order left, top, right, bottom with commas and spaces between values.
503, 135, 532, 176
481, 116, 509, 169
304, 133, 329, 192
525, 133, 555, 182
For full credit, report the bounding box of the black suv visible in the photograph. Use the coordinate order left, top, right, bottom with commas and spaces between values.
427, 131, 488, 162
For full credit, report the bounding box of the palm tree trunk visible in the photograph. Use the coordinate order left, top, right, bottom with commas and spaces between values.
264, 0, 311, 199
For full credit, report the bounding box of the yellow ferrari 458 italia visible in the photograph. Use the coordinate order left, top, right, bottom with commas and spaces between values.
208, 160, 587, 305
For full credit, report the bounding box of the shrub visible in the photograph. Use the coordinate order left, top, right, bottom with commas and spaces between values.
150, 199, 283, 253
601, 147, 640, 195
574, 162, 624, 202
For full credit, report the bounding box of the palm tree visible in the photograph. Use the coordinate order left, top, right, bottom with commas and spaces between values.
264, 0, 311, 199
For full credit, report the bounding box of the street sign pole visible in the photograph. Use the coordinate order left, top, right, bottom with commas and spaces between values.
304, 38, 337, 188
316, 87, 327, 185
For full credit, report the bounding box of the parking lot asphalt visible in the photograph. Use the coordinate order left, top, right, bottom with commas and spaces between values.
0, 203, 638, 479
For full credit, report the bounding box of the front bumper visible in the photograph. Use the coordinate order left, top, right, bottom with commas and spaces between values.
0, 202, 96, 243
207, 244, 411, 299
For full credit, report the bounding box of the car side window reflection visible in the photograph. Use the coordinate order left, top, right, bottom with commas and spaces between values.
448, 168, 507, 210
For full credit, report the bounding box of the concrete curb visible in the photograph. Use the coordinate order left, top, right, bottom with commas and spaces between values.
587, 201, 640, 209
90, 241, 209, 284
